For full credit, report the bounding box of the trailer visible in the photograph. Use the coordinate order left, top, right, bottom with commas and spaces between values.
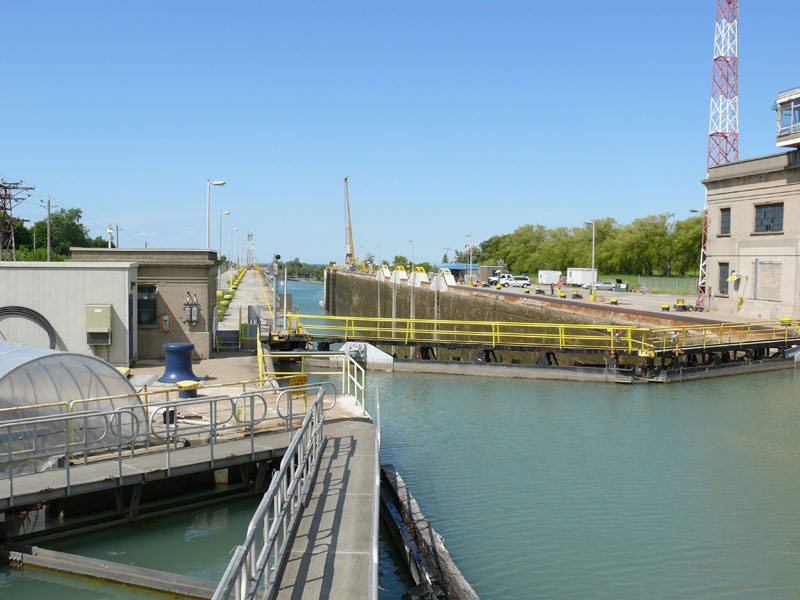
537, 270, 562, 285
566, 267, 597, 286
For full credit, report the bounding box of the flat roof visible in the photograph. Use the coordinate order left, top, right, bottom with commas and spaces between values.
0, 261, 138, 269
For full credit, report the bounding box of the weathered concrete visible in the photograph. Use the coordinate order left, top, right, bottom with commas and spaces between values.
325, 270, 724, 330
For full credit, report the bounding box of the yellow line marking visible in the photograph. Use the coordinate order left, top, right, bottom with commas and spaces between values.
257, 270, 275, 319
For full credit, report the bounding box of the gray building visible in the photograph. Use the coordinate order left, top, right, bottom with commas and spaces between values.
703, 87, 800, 319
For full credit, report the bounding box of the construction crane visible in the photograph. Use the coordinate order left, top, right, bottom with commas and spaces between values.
697, 0, 739, 308
344, 177, 355, 268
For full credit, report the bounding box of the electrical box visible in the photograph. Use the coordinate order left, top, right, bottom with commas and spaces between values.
86, 304, 112, 346
161, 315, 171, 333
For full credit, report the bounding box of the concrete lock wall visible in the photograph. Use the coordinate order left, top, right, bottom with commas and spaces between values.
704, 150, 800, 319
326, 271, 703, 333
70, 249, 219, 359
0, 262, 137, 366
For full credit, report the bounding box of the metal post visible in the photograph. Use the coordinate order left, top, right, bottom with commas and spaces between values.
409, 240, 415, 320
467, 233, 473, 284
46, 196, 51, 262
283, 268, 288, 332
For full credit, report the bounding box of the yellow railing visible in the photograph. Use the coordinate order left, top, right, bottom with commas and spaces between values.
644, 320, 800, 352
287, 313, 648, 352
287, 313, 800, 355
260, 351, 365, 409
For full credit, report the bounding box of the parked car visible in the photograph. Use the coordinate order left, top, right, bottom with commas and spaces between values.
581, 281, 615, 290
488, 273, 513, 286
508, 275, 531, 288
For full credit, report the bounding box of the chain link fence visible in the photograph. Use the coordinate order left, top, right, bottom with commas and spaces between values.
637, 276, 697, 295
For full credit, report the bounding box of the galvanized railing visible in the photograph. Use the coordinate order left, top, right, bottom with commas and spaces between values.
368, 389, 381, 600
212, 387, 327, 600
0, 385, 331, 508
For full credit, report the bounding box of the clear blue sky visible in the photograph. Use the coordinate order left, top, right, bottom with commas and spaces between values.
3, 1, 795, 264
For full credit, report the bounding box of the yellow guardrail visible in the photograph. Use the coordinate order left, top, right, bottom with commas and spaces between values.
259, 351, 365, 409
644, 320, 800, 352
286, 313, 647, 352
285, 313, 800, 355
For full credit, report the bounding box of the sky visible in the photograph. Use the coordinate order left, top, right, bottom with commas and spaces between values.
3, 1, 796, 264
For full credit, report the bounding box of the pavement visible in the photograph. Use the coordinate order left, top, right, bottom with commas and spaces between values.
452, 282, 754, 323
219, 269, 275, 330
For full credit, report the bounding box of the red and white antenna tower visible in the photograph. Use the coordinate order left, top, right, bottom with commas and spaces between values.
697, 0, 739, 308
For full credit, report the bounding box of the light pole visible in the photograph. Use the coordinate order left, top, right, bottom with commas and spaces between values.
218, 210, 230, 286
466, 234, 473, 284
229, 227, 238, 288
206, 179, 226, 248
409, 240, 415, 320
584, 221, 596, 296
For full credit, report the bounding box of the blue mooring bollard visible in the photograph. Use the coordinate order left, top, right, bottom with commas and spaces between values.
158, 343, 200, 383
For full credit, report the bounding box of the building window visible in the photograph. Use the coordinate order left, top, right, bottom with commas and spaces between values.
755, 203, 783, 233
718, 263, 729, 296
720, 207, 730, 235
138, 285, 157, 325
778, 99, 800, 136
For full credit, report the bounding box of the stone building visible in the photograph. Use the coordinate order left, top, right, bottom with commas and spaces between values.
702, 87, 800, 319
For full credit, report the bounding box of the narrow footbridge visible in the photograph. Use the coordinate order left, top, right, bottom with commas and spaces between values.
0, 358, 380, 600
281, 313, 800, 357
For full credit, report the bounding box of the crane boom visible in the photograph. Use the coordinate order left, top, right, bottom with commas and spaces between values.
344, 177, 355, 267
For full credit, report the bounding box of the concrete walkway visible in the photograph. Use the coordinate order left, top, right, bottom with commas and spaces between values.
275, 419, 376, 600
219, 269, 274, 331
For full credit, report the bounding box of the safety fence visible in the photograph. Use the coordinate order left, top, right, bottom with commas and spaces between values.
0, 383, 336, 508
212, 387, 327, 600
287, 313, 800, 355
644, 320, 800, 352
637, 276, 697, 295
260, 350, 366, 414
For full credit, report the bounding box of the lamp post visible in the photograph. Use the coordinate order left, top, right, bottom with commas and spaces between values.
218, 210, 230, 286
206, 180, 226, 248
584, 221, 596, 297
466, 234, 473, 284
409, 240, 415, 320
229, 227, 238, 288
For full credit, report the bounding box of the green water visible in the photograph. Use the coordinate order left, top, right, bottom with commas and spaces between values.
3, 281, 800, 598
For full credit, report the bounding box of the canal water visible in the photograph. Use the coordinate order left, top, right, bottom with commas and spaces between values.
3, 279, 800, 598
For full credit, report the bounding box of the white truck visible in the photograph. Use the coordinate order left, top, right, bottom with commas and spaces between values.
487, 273, 513, 286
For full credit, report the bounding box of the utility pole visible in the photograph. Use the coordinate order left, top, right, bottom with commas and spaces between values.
46, 196, 51, 262
116, 225, 120, 249
0, 179, 34, 261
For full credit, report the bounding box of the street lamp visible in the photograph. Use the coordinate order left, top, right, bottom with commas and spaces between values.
409, 240, 415, 320
466, 234, 473, 284
584, 221, 596, 296
206, 180, 226, 248
229, 227, 238, 287
218, 210, 230, 285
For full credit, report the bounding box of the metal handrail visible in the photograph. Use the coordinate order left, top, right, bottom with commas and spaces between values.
368, 389, 381, 600
212, 387, 327, 600
0, 390, 292, 508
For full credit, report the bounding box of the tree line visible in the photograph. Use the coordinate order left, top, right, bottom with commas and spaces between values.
6, 207, 109, 261
451, 213, 702, 277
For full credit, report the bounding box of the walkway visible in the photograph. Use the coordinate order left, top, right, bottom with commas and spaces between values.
218, 269, 274, 331
274, 419, 376, 600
